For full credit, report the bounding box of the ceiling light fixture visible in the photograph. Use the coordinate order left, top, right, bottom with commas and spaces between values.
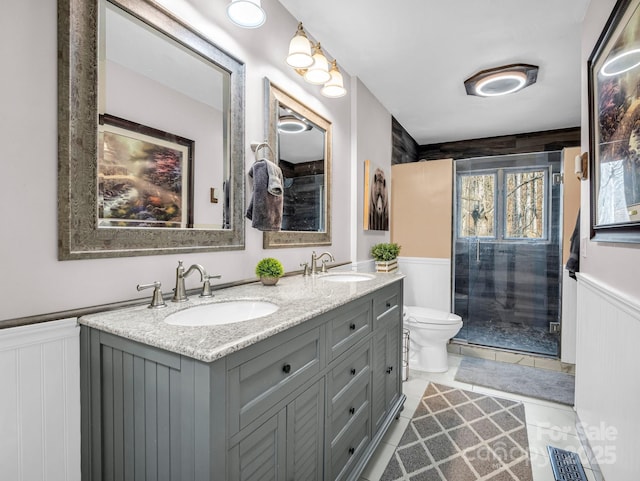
601, 48, 640, 76
278, 115, 310, 133
226, 0, 266, 29
286, 23, 347, 98
464, 64, 538, 97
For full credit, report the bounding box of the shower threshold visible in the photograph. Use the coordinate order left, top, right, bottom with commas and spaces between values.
448, 340, 574, 375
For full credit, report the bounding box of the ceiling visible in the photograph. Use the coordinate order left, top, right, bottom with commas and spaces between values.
276, 0, 591, 145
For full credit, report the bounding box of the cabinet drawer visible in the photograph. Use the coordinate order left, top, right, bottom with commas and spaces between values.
327, 299, 372, 360
228, 327, 321, 431
330, 409, 370, 481
374, 283, 401, 329
327, 341, 370, 403
329, 378, 369, 443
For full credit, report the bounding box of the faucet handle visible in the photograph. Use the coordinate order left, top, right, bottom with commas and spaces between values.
321, 259, 330, 273
137, 281, 167, 309
300, 262, 310, 276
200, 274, 222, 297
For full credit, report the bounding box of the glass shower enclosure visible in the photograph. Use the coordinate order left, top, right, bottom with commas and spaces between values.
452, 152, 562, 357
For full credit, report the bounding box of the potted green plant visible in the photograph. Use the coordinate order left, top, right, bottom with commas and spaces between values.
370, 242, 401, 272
255, 257, 285, 286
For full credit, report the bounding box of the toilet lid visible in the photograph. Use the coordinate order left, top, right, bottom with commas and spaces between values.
404, 306, 462, 325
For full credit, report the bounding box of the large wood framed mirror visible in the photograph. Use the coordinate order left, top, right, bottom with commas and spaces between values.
58, 0, 245, 259
263, 80, 332, 248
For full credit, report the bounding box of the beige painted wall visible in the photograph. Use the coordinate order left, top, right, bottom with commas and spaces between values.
562, 147, 581, 264
391, 159, 453, 259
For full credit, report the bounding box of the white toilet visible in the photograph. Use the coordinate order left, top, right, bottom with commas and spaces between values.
403, 305, 463, 373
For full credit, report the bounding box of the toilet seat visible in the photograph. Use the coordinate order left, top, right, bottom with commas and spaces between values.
404, 306, 462, 325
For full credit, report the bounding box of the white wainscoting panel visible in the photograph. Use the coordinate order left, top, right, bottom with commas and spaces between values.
561, 269, 577, 364
0, 318, 81, 481
398, 257, 451, 312
575, 274, 640, 480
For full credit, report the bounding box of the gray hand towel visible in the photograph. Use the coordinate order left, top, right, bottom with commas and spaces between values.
246, 159, 283, 231
264, 158, 284, 196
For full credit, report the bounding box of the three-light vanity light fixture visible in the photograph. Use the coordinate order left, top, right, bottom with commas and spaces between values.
285, 23, 347, 98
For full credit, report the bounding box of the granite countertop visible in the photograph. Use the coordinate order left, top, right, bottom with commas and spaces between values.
79, 271, 404, 363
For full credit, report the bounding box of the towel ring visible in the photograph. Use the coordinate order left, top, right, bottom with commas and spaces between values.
250, 141, 275, 162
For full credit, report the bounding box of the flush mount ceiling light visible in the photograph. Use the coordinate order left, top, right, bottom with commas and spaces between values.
285, 22, 347, 98
464, 64, 538, 97
226, 0, 266, 29
601, 48, 640, 76
278, 115, 310, 133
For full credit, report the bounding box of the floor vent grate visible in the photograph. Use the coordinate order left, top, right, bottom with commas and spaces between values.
547, 446, 589, 481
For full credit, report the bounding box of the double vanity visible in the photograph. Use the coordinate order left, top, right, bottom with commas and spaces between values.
79, 272, 405, 481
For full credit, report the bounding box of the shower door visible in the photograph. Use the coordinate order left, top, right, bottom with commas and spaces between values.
453, 152, 562, 357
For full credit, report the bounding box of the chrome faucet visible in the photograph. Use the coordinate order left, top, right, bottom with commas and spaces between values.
310, 251, 335, 275
172, 261, 221, 302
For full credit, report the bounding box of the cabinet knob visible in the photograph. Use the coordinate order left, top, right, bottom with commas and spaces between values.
349, 407, 355, 415
350, 368, 356, 376
386, 301, 391, 308
282, 363, 292, 374
348, 447, 355, 456
349, 323, 356, 331
386, 366, 393, 374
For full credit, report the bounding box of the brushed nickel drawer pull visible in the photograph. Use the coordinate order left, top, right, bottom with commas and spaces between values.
348, 447, 355, 456
386, 301, 391, 308
349, 323, 356, 330
282, 363, 292, 374
349, 407, 355, 415
350, 368, 356, 376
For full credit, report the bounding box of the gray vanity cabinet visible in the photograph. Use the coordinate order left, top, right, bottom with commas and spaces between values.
80, 279, 404, 481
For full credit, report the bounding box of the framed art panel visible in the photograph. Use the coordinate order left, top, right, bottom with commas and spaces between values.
589, 0, 640, 242
363, 159, 389, 231
98, 114, 194, 228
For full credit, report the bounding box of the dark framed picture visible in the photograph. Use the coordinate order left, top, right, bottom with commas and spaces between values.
363, 159, 389, 231
589, 0, 640, 243
98, 114, 194, 228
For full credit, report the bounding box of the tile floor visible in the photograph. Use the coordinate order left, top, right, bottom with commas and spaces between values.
360, 354, 597, 481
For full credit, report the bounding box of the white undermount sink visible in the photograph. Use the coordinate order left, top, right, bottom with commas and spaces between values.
164, 300, 279, 327
322, 272, 375, 283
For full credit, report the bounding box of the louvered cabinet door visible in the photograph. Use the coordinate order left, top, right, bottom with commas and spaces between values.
228, 411, 287, 481
371, 286, 403, 434
285, 379, 325, 481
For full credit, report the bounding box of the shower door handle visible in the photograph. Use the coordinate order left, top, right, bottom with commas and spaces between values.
476, 237, 480, 262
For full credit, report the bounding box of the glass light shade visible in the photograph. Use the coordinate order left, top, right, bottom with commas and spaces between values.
286, 23, 313, 68
475, 71, 527, 97
321, 61, 347, 98
304, 44, 331, 85
226, 0, 266, 29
